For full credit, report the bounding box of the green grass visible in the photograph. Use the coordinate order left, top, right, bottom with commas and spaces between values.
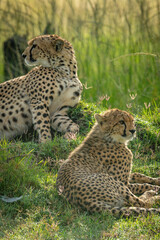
0, 101, 160, 240
0, 0, 160, 238
76, 37, 160, 108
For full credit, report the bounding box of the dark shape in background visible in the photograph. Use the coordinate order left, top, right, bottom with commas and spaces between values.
3, 35, 28, 80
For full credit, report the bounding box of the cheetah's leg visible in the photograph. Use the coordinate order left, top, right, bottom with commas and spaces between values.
110, 206, 160, 217
111, 187, 160, 217
130, 172, 160, 186
112, 191, 160, 217
110, 190, 160, 217
50, 106, 79, 136
128, 183, 160, 195
30, 100, 52, 142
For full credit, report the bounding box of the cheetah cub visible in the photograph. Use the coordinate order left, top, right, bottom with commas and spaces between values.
0, 35, 82, 142
57, 108, 160, 216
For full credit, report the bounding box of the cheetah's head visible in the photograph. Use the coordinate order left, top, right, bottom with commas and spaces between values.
95, 108, 136, 144
22, 34, 74, 68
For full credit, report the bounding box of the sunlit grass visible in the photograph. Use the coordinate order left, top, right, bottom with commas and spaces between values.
0, 0, 160, 239
76, 36, 160, 108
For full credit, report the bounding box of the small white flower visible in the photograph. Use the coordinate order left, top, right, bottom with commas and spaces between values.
105, 95, 110, 101
129, 93, 137, 100
126, 103, 132, 108
144, 102, 151, 109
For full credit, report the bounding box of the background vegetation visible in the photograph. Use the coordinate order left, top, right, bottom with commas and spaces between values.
0, 0, 160, 109
0, 0, 160, 239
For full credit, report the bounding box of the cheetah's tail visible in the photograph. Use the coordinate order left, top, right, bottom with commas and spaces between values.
110, 207, 160, 217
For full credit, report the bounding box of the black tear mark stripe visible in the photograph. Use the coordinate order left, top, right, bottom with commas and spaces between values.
122, 122, 127, 137
30, 45, 37, 62
112, 121, 126, 137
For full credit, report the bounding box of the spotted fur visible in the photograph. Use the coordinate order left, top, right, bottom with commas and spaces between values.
0, 35, 82, 142
57, 109, 160, 217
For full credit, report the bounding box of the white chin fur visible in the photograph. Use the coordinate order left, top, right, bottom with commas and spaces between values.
24, 58, 38, 66
112, 134, 135, 144
24, 58, 51, 67
38, 59, 51, 67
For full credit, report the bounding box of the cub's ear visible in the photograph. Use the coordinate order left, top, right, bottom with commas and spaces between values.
55, 39, 64, 52
95, 113, 104, 126
95, 111, 113, 133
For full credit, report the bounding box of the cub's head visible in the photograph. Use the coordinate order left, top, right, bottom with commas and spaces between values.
22, 34, 74, 67
95, 108, 136, 144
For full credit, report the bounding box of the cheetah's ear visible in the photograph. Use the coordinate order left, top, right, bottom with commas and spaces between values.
95, 112, 113, 132
54, 39, 64, 52
95, 114, 104, 126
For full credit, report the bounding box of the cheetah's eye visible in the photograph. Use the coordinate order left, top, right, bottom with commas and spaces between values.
32, 44, 37, 48
119, 120, 125, 125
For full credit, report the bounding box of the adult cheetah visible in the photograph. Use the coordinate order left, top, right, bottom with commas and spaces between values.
57, 108, 160, 217
0, 35, 82, 142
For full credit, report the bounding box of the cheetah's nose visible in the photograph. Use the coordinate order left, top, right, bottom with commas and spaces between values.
129, 129, 136, 134
22, 53, 26, 58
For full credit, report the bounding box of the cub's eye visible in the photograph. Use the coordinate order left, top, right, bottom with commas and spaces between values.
119, 120, 125, 125
32, 44, 37, 48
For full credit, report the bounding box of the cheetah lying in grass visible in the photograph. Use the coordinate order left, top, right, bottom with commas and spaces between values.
0, 34, 82, 142
57, 108, 160, 217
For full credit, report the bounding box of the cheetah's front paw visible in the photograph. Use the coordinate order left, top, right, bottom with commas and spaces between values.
152, 184, 160, 194
64, 132, 77, 140
67, 123, 79, 134
64, 123, 79, 140
145, 195, 160, 207
139, 190, 158, 201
